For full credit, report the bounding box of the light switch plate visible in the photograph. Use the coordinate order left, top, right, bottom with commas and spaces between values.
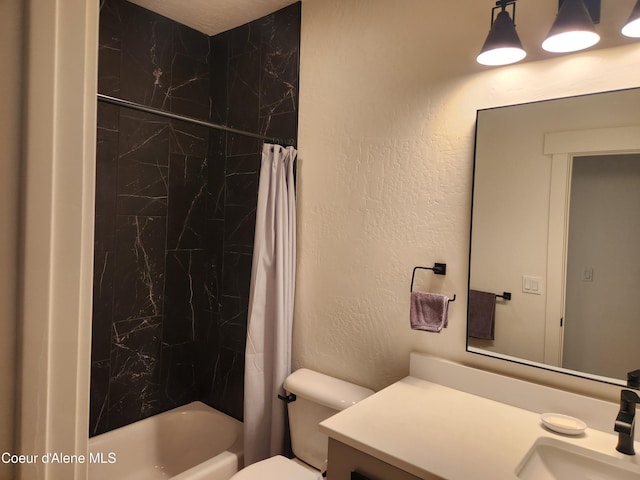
582, 268, 594, 282
522, 275, 543, 295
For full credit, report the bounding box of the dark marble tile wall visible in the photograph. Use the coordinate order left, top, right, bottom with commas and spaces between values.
91, 0, 300, 435
196, 2, 301, 421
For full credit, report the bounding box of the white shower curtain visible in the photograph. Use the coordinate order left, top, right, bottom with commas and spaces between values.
243, 143, 297, 466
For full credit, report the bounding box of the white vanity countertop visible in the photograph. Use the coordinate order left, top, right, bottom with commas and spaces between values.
319, 376, 640, 480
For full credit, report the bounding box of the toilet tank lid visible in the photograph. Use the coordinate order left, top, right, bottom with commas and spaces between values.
284, 368, 374, 411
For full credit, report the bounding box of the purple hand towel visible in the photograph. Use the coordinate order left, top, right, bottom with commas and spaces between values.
468, 289, 496, 340
410, 291, 450, 333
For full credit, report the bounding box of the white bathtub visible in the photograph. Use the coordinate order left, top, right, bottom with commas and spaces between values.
88, 401, 243, 480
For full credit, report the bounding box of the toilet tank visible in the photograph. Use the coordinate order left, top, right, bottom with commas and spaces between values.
283, 368, 374, 470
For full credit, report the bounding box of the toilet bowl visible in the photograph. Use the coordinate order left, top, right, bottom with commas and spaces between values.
230, 368, 374, 479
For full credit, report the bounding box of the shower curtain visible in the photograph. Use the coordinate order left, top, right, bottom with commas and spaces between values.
244, 143, 297, 466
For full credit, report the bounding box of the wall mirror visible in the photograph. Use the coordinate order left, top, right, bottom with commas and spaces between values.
468, 87, 640, 388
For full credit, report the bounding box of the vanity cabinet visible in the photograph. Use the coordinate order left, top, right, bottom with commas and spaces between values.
320, 356, 636, 480
327, 439, 442, 480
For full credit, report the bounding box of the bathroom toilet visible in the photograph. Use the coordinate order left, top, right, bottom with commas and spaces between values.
231, 368, 374, 480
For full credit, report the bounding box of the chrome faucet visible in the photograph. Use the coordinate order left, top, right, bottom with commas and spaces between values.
615, 389, 640, 455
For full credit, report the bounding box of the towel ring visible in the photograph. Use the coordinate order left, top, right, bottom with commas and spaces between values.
410, 264, 446, 290
410, 265, 456, 302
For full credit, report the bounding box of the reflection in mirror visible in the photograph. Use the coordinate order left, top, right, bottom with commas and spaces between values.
563, 154, 640, 379
468, 88, 640, 388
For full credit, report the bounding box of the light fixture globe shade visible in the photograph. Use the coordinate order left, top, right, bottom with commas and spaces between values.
542, 0, 600, 53
622, 0, 640, 38
477, 10, 526, 66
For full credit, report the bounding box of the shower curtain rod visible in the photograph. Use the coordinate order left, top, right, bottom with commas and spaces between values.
97, 93, 284, 144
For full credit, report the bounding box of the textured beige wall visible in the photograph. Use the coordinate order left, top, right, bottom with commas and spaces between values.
294, 0, 640, 398
0, 0, 22, 478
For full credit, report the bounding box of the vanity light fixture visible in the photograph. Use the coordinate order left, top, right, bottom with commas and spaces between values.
542, 0, 600, 53
477, 0, 527, 66
622, 0, 640, 37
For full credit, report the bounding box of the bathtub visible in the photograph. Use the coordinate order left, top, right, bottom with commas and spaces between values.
88, 401, 243, 480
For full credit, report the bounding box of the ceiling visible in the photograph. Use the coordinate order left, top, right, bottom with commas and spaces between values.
127, 0, 299, 36
128, 0, 639, 54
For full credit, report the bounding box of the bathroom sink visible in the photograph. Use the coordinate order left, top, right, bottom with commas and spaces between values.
516, 437, 640, 480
